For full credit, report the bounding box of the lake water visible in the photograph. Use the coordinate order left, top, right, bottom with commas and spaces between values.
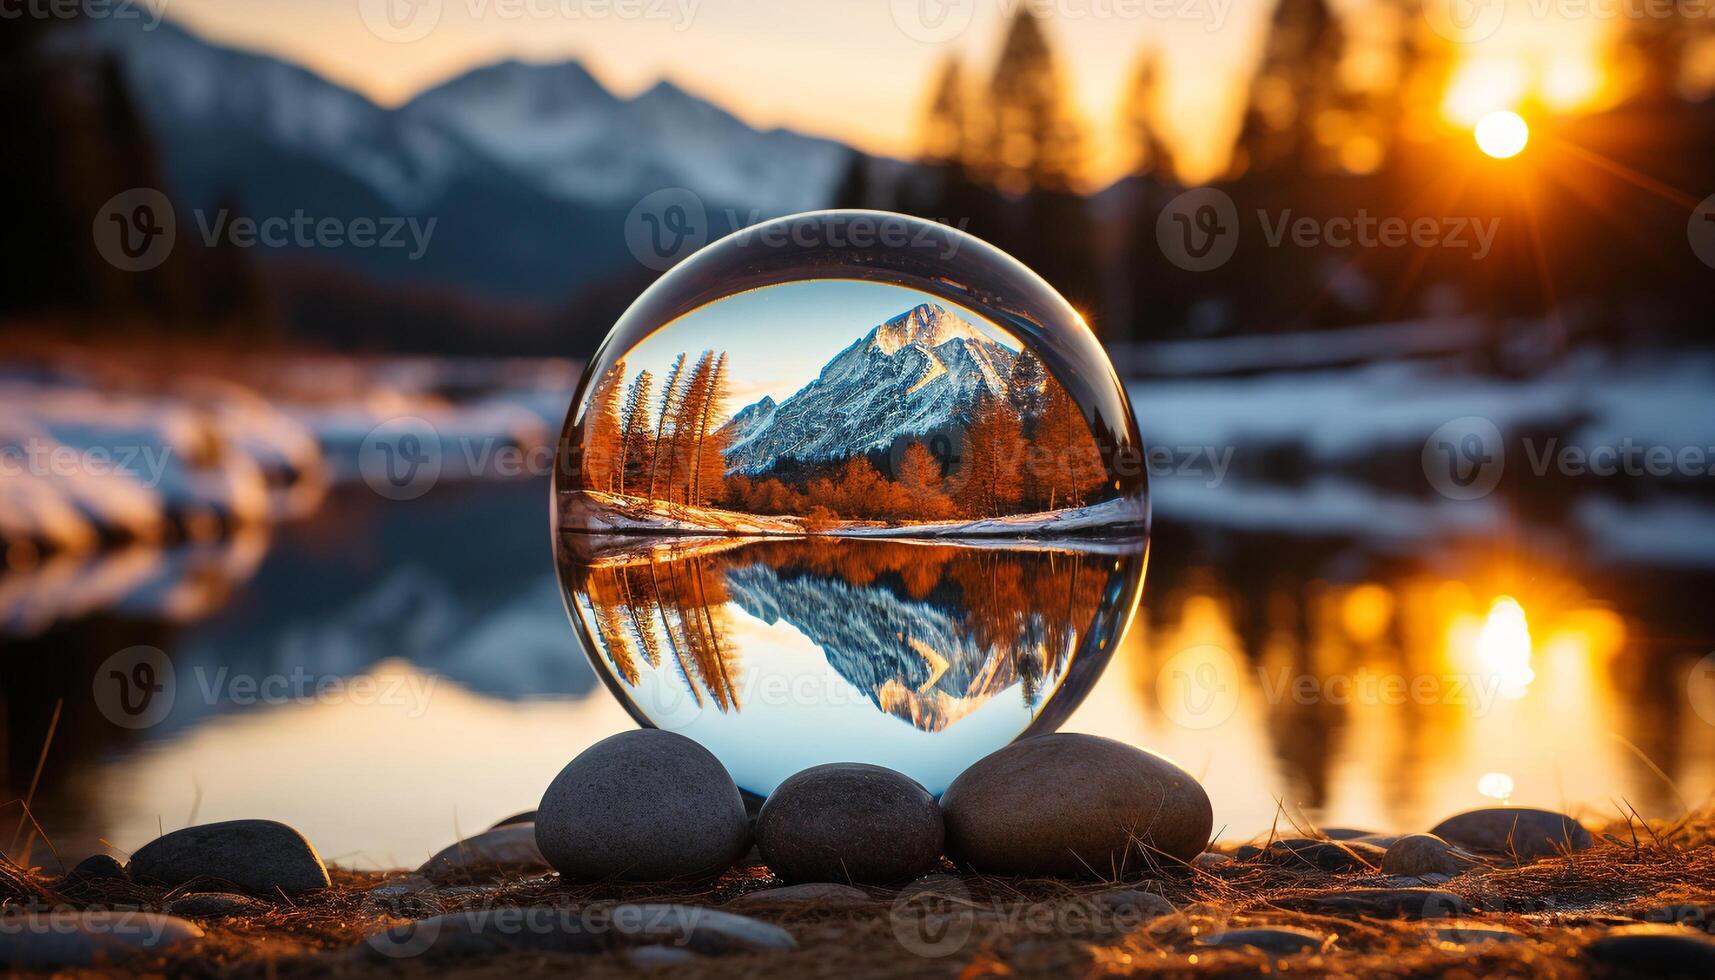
4, 471, 1713, 871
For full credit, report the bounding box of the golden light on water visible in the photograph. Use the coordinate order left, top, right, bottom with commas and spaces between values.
1473, 595, 1535, 698
1475, 111, 1531, 159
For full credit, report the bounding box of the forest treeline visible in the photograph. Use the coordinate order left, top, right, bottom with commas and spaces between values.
577, 346, 1111, 523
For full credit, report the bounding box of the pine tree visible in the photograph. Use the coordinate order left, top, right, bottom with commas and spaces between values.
898, 442, 955, 519
669, 352, 715, 504
921, 57, 970, 167
647, 353, 688, 500
1123, 50, 1177, 182
690, 352, 730, 506
954, 395, 1027, 518
1033, 379, 1109, 510
617, 369, 655, 496
582, 361, 627, 493
1233, 0, 1348, 176
985, 7, 1084, 194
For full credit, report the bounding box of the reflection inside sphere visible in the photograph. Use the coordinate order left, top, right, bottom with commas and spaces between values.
559, 534, 1146, 796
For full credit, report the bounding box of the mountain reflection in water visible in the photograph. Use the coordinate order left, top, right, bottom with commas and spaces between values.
559, 535, 1147, 795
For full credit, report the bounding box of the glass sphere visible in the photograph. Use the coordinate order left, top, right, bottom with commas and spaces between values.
553, 210, 1148, 796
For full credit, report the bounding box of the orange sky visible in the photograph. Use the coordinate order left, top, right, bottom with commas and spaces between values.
164, 0, 1614, 184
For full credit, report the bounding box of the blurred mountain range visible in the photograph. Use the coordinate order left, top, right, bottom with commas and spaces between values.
65, 16, 851, 316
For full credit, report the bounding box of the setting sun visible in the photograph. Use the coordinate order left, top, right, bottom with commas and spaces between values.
1475, 110, 1530, 159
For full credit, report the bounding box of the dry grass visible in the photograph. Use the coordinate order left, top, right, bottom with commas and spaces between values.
3, 810, 1712, 978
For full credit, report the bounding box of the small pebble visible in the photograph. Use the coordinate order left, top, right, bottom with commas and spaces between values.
1274, 887, 1464, 920
418, 825, 549, 881
363, 906, 606, 961
1382, 834, 1477, 878
1192, 852, 1234, 870
1427, 921, 1526, 947
1198, 927, 1327, 954
0, 911, 203, 967
163, 892, 271, 919
65, 854, 128, 883
727, 883, 872, 910
610, 903, 797, 953
1584, 924, 1715, 975
489, 811, 536, 830
1263, 839, 1386, 872
1429, 807, 1592, 861
128, 819, 330, 898
629, 944, 700, 967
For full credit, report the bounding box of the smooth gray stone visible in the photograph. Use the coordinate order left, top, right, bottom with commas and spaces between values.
162, 893, 270, 919
629, 944, 700, 967
727, 883, 872, 910
941, 734, 1212, 876
1192, 853, 1234, 870
128, 819, 330, 898
1429, 807, 1592, 861
1427, 921, 1526, 946
65, 855, 127, 883
1584, 924, 1715, 974
1086, 888, 1176, 928
1320, 828, 1380, 841
535, 730, 750, 882
0, 911, 203, 967
1263, 839, 1386, 872
1274, 887, 1465, 920
756, 763, 943, 885
1198, 927, 1327, 954
363, 906, 607, 961
1383, 834, 1478, 877
610, 903, 797, 953
418, 825, 549, 880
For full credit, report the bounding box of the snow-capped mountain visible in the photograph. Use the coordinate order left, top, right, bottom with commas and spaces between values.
723, 560, 1039, 732
401, 66, 847, 213
62, 16, 855, 306
723, 304, 1018, 475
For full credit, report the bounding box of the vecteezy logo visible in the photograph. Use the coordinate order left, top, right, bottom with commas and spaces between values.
1157, 188, 1239, 272
93, 188, 176, 272
890, 874, 975, 957
1156, 644, 1240, 730
624, 188, 708, 272
1421, 0, 1505, 43
1422, 416, 1504, 500
357, 0, 444, 42
1689, 652, 1715, 728
359, 416, 443, 501
889, 0, 975, 43
1689, 194, 1715, 270
94, 646, 176, 729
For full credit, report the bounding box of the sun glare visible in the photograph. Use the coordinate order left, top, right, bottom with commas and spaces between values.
1475, 595, 1535, 697
1475, 110, 1530, 159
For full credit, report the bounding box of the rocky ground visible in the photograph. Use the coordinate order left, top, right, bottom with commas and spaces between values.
3, 811, 1712, 977
4, 731, 1714, 977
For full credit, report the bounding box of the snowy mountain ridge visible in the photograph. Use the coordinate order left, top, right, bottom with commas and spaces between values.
74, 17, 850, 215
722, 304, 1017, 475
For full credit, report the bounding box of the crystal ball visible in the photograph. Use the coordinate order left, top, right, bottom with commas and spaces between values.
553, 210, 1148, 796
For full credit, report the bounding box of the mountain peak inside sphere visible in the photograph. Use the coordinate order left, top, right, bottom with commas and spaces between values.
867, 303, 989, 355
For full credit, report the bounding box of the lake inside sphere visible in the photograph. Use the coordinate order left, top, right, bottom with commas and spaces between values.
559, 534, 1146, 796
